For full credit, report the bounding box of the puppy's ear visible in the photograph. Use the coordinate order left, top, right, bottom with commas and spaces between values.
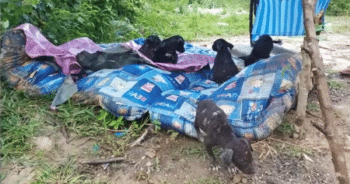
147, 35, 161, 48
212, 40, 222, 52
220, 148, 234, 166
176, 36, 185, 53
227, 42, 234, 50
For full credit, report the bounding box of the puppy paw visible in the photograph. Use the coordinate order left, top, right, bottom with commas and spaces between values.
210, 165, 221, 172
198, 135, 204, 143
228, 167, 239, 174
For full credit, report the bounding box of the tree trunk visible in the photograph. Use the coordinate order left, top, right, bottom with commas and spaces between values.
302, 0, 350, 183
295, 42, 313, 139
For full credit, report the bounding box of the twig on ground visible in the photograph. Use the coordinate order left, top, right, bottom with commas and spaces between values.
66, 135, 77, 144
258, 151, 265, 160
76, 137, 96, 147
310, 120, 327, 135
306, 110, 322, 119
319, 46, 335, 51
257, 141, 278, 160
129, 124, 155, 147
263, 149, 271, 160
45, 119, 58, 126
134, 156, 146, 168
60, 125, 70, 141
100, 145, 114, 153
81, 157, 125, 165
45, 117, 71, 141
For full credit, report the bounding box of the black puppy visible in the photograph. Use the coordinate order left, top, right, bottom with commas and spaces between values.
153, 35, 185, 64
240, 34, 273, 67
212, 39, 239, 84
194, 100, 255, 175
138, 35, 161, 61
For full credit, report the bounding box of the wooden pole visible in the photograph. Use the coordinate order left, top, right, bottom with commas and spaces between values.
302, 0, 350, 183
295, 43, 313, 139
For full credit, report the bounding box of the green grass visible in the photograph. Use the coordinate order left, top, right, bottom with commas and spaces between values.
179, 144, 221, 160
0, 84, 46, 159
0, 82, 133, 160
0, 83, 150, 182
276, 118, 295, 136
325, 16, 350, 34
325, 68, 339, 76
195, 176, 223, 184
275, 144, 314, 158
33, 156, 92, 183
135, 0, 249, 41
181, 145, 207, 158
307, 102, 319, 112
334, 109, 342, 118
327, 80, 345, 90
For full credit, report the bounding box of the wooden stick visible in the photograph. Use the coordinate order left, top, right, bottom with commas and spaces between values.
319, 46, 335, 51
295, 46, 313, 139
302, 0, 350, 182
76, 137, 95, 147
306, 110, 322, 119
81, 157, 125, 164
129, 124, 155, 147
60, 125, 70, 141
66, 135, 77, 144
310, 120, 327, 135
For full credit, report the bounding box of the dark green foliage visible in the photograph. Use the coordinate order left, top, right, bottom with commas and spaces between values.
1, 0, 249, 44
327, 0, 350, 16
0, 0, 143, 44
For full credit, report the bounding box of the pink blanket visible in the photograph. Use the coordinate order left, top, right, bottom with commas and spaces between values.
15, 23, 103, 75
16, 23, 214, 74
121, 41, 215, 72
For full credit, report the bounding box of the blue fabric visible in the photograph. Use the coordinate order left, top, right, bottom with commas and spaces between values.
252, 0, 331, 41
8, 60, 65, 95
75, 52, 301, 140
205, 53, 301, 138
9, 40, 303, 140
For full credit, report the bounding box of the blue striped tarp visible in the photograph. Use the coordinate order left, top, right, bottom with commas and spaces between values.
251, 0, 331, 41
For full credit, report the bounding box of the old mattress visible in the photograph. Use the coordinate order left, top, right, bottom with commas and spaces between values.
0, 25, 302, 140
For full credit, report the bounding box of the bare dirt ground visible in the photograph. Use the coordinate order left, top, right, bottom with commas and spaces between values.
2, 23, 350, 184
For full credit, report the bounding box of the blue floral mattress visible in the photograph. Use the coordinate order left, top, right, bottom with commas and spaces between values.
3, 38, 302, 140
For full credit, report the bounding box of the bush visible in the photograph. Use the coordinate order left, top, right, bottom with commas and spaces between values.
1, 0, 250, 44
326, 0, 350, 16
0, 0, 143, 44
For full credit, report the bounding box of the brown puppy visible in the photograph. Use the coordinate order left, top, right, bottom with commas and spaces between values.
194, 100, 255, 174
